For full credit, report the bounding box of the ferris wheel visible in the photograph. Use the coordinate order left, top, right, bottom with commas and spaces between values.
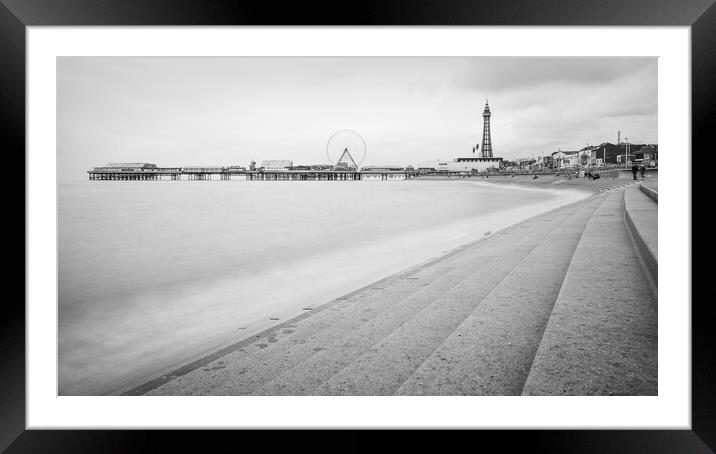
326, 129, 366, 169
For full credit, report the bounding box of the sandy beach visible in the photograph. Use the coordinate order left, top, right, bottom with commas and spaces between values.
119, 174, 657, 396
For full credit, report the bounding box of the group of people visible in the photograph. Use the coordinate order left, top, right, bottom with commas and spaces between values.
584, 170, 601, 180
631, 163, 647, 180
583, 163, 647, 181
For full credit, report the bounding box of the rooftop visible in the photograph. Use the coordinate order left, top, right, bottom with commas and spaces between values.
102, 162, 157, 168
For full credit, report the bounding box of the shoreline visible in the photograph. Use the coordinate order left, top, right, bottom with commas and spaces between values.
114, 178, 607, 396
414, 173, 624, 194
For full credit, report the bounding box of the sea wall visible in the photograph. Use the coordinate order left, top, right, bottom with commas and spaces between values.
598, 168, 658, 179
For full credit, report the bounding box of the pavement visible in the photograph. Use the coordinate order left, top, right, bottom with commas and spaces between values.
130, 177, 657, 396
522, 190, 657, 395
642, 177, 659, 193
625, 184, 658, 283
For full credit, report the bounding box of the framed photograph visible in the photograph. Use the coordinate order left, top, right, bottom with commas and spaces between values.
8, 0, 708, 450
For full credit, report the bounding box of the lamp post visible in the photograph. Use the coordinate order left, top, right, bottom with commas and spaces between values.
603, 145, 606, 167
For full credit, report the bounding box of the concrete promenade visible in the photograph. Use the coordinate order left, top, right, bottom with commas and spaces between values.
130, 175, 657, 396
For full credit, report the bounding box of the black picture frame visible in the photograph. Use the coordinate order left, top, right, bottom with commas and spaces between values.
5, 0, 708, 451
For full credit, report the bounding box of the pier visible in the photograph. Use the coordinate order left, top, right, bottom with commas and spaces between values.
245, 170, 419, 181
88, 166, 657, 182
88, 167, 422, 181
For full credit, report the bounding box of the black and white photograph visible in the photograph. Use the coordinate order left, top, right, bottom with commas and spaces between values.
57, 55, 659, 398
6, 0, 707, 444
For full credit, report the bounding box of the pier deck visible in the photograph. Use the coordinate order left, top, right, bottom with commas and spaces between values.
88, 169, 421, 181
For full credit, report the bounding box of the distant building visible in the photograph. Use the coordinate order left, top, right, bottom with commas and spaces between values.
438, 157, 503, 172
551, 151, 580, 168
361, 165, 405, 172
592, 142, 651, 165
334, 161, 356, 170
261, 160, 293, 171
577, 146, 597, 166
249, 160, 256, 171
93, 162, 158, 172
635, 144, 658, 166
513, 158, 537, 170
436, 99, 503, 172
418, 167, 437, 173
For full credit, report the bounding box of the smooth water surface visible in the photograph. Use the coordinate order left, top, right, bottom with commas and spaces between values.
58, 179, 586, 394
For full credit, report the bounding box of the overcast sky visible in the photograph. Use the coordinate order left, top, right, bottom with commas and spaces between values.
57, 57, 657, 180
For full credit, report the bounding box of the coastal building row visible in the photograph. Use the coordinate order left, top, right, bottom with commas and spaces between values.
87, 96, 656, 178
505, 143, 658, 171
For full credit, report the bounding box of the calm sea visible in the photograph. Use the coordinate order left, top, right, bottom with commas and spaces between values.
58, 179, 586, 394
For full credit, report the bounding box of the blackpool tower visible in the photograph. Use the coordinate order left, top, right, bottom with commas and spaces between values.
480, 99, 493, 158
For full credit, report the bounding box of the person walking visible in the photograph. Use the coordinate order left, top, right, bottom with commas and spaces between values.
631, 163, 639, 180
639, 164, 646, 179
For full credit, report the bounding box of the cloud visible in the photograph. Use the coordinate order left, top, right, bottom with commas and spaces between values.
455, 57, 656, 93
57, 57, 658, 179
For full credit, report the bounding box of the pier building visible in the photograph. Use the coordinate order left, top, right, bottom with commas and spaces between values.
261, 160, 293, 171
94, 162, 158, 172
360, 165, 406, 172
89, 162, 181, 180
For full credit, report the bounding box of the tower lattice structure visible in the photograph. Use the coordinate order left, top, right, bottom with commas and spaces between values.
481, 100, 493, 158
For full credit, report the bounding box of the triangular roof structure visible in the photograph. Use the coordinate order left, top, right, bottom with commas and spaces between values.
335, 148, 359, 169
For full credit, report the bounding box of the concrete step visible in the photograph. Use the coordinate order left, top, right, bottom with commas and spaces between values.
145, 203, 580, 395
624, 185, 658, 285
252, 201, 593, 395
131, 262, 452, 395
598, 181, 635, 192
521, 189, 658, 395
393, 195, 606, 395
639, 182, 658, 202
143, 259, 459, 395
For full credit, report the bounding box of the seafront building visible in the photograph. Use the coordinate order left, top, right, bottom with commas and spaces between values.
440, 100, 504, 172
437, 157, 503, 172
506, 140, 659, 172
551, 150, 581, 168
